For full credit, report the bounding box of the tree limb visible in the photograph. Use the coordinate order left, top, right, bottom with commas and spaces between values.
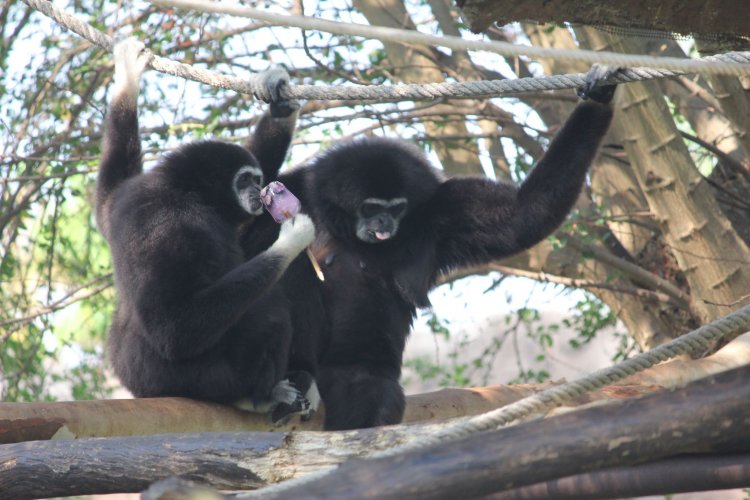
0, 383, 656, 444
2, 366, 745, 498
256, 365, 750, 499
488, 453, 750, 499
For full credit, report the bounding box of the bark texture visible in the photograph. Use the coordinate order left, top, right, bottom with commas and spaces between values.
257, 365, 750, 499
0, 383, 657, 444
577, 29, 750, 324
457, 0, 750, 37
2, 366, 749, 499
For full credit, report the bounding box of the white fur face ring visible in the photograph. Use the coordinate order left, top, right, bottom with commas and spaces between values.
233, 165, 264, 215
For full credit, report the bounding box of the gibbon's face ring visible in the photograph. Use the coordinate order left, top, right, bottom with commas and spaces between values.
233, 165, 265, 215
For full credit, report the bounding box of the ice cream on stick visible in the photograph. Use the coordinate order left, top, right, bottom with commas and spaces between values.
260, 181, 324, 281
260, 181, 302, 223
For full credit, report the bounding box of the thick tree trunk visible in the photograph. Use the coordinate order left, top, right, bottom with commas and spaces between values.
523, 23, 677, 348
577, 29, 750, 323
696, 39, 750, 157
354, 0, 485, 176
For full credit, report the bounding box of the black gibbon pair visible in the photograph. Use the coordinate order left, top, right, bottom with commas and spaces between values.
97, 39, 319, 422
245, 67, 619, 430
99, 38, 617, 430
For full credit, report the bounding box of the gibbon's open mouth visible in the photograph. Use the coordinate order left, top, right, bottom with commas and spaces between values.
371, 230, 392, 241
248, 197, 264, 215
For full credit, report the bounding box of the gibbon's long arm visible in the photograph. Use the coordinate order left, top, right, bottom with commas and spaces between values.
127, 212, 314, 361
96, 40, 151, 240
246, 68, 300, 183
247, 105, 299, 183
430, 98, 614, 274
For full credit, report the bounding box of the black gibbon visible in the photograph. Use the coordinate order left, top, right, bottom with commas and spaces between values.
96, 38, 319, 422
243, 66, 620, 430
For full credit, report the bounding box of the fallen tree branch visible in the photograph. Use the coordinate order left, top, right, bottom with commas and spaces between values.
0, 422, 447, 499
141, 453, 750, 499
488, 453, 750, 499
0, 383, 657, 444
2, 367, 748, 499
253, 364, 750, 499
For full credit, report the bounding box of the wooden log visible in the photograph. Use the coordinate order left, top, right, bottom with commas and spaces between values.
1, 368, 746, 499
259, 365, 750, 499
487, 453, 750, 499
0, 422, 447, 499
0, 383, 657, 444
143, 454, 750, 500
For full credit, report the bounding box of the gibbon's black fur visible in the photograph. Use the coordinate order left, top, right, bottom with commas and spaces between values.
243, 66, 619, 430
96, 38, 319, 421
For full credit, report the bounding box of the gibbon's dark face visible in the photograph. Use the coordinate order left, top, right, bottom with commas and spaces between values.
309, 136, 443, 246
356, 197, 408, 243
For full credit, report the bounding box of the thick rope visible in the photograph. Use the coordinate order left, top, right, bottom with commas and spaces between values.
392, 302, 750, 449
152, 0, 750, 78
247, 302, 750, 496
20, 0, 750, 103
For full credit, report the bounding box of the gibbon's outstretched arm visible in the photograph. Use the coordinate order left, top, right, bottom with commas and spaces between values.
96, 40, 152, 240
431, 90, 615, 274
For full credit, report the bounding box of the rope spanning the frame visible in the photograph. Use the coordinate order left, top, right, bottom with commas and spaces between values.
249, 303, 750, 496
392, 302, 750, 450
20, 0, 750, 103
153, 0, 750, 77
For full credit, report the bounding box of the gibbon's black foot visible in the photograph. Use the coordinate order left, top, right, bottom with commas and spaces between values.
271, 394, 310, 425
576, 64, 621, 104
142, 477, 223, 500
270, 371, 321, 425
255, 67, 300, 118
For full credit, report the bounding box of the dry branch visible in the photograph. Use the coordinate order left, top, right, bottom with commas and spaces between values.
259, 365, 750, 499
3, 366, 748, 499
0, 423, 445, 498
488, 453, 750, 499
145, 454, 750, 500
0, 383, 656, 444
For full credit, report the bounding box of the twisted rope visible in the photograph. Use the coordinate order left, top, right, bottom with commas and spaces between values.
392, 302, 750, 449
152, 0, 750, 77
20, 0, 750, 102
248, 302, 750, 496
